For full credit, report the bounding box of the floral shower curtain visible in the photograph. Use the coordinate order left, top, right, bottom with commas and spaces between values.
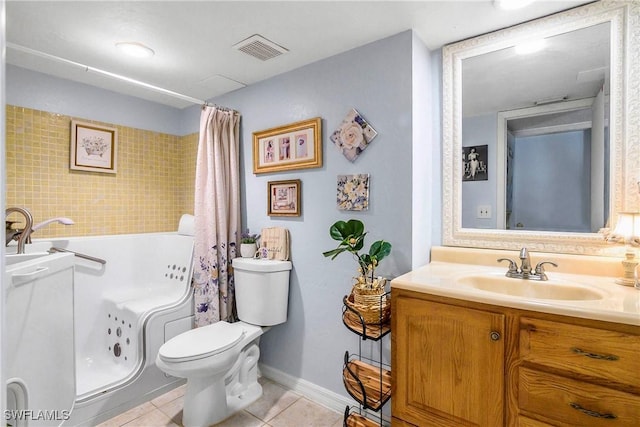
193, 106, 241, 327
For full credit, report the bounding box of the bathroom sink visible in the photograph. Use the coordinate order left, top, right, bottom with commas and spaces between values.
455, 273, 605, 301
5, 252, 51, 266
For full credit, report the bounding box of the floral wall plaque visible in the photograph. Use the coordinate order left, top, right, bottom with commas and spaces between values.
337, 174, 370, 211
330, 109, 377, 162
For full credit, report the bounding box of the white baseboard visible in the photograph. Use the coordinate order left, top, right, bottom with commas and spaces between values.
259, 363, 390, 425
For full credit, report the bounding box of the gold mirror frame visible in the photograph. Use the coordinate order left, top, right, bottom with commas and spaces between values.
442, 1, 639, 256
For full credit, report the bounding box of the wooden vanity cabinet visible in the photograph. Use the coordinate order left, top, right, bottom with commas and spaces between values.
392, 289, 507, 426
391, 288, 640, 427
517, 317, 640, 426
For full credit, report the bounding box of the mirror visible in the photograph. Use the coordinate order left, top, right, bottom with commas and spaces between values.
443, 1, 638, 255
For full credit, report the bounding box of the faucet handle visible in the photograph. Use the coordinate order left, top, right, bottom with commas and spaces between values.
498, 258, 518, 273
535, 261, 558, 272
534, 261, 558, 279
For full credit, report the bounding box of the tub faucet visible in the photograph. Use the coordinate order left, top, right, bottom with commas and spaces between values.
497, 247, 557, 281
5, 207, 33, 254
26, 217, 74, 243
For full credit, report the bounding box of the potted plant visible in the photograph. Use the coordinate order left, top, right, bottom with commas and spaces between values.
240, 229, 260, 258
322, 219, 391, 323
323, 219, 392, 323
323, 219, 392, 286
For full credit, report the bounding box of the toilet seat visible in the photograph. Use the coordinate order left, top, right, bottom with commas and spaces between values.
159, 321, 245, 362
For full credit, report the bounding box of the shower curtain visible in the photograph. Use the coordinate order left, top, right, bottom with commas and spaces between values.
193, 106, 241, 327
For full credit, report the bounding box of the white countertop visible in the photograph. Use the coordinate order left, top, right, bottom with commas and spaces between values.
392, 261, 640, 326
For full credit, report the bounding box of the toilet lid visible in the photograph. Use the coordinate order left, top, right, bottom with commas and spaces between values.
159, 321, 245, 362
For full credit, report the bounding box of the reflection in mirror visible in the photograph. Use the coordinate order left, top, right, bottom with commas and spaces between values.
442, 1, 637, 255
461, 22, 610, 233
501, 99, 609, 233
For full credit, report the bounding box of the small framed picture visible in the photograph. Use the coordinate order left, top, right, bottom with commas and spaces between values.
462, 144, 488, 181
268, 179, 301, 216
70, 120, 118, 174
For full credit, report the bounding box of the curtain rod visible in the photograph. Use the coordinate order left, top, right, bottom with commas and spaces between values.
8, 42, 238, 113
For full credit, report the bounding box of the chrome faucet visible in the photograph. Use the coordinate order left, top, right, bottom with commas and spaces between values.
519, 247, 532, 276
498, 247, 557, 281
5, 207, 34, 254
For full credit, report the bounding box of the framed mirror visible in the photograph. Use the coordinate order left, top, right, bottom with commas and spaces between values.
442, 1, 639, 255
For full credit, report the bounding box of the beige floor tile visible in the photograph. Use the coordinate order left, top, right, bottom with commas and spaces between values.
244, 380, 301, 422
212, 410, 266, 427
267, 398, 341, 427
156, 395, 184, 426
151, 384, 186, 408
96, 402, 156, 427
121, 408, 179, 427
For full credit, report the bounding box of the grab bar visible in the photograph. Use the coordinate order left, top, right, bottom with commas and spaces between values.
49, 247, 107, 265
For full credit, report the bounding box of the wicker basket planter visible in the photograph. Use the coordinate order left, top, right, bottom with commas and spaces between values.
345, 279, 390, 325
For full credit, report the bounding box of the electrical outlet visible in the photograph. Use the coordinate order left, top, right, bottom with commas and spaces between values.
477, 205, 491, 219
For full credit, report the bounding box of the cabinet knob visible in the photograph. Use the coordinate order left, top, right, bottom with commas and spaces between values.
489, 331, 501, 341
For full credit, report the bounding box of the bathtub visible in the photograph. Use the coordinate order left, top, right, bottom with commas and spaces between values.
23, 227, 195, 426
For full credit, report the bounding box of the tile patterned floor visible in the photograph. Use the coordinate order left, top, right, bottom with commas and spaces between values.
96, 378, 343, 427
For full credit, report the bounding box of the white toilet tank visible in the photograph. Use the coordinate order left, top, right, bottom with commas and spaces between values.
232, 258, 292, 326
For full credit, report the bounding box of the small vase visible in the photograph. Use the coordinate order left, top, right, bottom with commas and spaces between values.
240, 243, 257, 258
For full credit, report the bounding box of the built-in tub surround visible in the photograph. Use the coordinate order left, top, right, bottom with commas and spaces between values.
5, 105, 198, 238
392, 246, 638, 326
21, 231, 195, 427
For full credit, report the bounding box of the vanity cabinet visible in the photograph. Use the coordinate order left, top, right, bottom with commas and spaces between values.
392, 290, 506, 426
391, 288, 640, 427
518, 317, 640, 426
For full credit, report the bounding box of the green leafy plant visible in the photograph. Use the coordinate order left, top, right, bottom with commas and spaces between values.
322, 219, 392, 283
241, 229, 260, 244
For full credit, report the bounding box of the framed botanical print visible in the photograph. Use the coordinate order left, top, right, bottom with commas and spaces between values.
70, 120, 118, 174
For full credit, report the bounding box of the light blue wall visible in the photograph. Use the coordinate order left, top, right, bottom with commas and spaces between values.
512, 130, 591, 232
206, 30, 425, 395
6, 30, 440, 399
411, 32, 440, 268
6, 65, 183, 135
462, 112, 497, 228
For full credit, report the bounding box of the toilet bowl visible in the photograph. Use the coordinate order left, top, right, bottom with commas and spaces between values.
156, 258, 292, 427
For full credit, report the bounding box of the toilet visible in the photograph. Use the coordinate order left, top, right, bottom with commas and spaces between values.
156, 258, 292, 427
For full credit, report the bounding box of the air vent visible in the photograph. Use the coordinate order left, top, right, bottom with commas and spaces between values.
233, 34, 288, 61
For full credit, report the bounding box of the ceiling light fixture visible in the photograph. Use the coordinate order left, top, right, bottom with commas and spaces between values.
494, 0, 535, 10
7, 42, 206, 106
514, 38, 546, 55
115, 42, 155, 58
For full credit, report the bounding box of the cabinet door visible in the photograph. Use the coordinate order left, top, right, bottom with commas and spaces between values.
393, 295, 505, 426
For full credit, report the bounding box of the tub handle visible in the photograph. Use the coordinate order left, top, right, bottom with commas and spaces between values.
12, 266, 49, 285
49, 247, 106, 265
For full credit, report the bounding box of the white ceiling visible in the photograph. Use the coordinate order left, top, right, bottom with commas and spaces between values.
6, 0, 592, 109
463, 20, 610, 117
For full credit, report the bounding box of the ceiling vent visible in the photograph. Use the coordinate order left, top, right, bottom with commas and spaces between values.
233, 34, 288, 61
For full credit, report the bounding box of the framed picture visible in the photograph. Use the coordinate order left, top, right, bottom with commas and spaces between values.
337, 174, 370, 211
253, 117, 322, 174
70, 120, 118, 174
462, 144, 488, 181
268, 179, 301, 216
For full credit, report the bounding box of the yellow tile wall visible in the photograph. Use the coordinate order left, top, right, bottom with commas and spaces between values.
5, 105, 198, 238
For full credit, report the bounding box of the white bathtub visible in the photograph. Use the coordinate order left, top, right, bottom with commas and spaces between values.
24, 230, 195, 426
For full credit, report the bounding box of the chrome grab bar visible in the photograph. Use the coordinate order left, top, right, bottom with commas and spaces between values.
49, 247, 107, 265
